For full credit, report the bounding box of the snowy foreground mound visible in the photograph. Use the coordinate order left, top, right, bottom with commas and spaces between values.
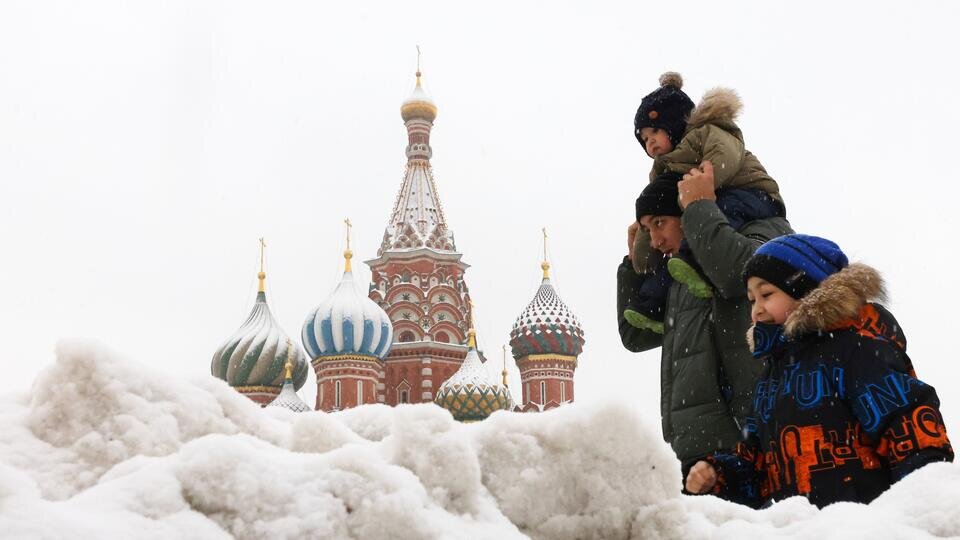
2, 341, 959, 539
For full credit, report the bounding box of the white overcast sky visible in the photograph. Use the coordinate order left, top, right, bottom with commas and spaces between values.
2, 1, 959, 423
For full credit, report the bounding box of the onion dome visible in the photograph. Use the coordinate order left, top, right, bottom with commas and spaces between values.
211, 266, 309, 392
509, 260, 585, 358
268, 356, 312, 413
400, 71, 438, 123
435, 327, 512, 422
302, 244, 393, 360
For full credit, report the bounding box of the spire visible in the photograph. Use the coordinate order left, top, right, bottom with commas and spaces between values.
284, 339, 294, 381
343, 218, 353, 273
541, 228, 551, 281
258, 237, 267, 292
380, 56, 455, 255
501, 345, 509, 387
467, 300, 477, 349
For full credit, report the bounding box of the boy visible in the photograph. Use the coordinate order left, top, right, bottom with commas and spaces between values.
625, 72, 786, 333
684, 234, 953, 508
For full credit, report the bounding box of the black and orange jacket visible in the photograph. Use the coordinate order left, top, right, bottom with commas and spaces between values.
701, 263, 953, 508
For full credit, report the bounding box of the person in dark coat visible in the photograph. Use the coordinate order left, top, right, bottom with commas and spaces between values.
618, 162, 793, 468
684, 234, 954, 508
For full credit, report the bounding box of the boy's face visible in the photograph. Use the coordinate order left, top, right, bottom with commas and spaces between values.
746, 277, 800, 325
639, 214, 683, 255
639, 127, 673, 157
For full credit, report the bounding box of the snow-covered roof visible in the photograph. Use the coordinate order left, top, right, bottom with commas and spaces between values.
211, 290, 309, 390
267, 367, 312, 413
434, 338, 512, 422
509, 275, 585, 358
302, 264, 393, 360
379, 163, 456, 255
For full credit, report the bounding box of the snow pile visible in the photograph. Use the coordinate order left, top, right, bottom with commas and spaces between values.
1, 340, 959, 539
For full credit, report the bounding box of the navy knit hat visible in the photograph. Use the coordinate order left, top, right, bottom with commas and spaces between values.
635, 171, 683, 221
742, 234, 849, 300
634, 72, 695, 155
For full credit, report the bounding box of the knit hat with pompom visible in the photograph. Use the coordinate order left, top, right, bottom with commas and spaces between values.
634, 72, 695, 156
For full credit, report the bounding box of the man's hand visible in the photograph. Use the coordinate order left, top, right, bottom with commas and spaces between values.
627, 221, 640, 260
685, 460, 718, 494
678, 161, 717, 209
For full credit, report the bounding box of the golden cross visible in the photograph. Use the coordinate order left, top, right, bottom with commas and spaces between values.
416, 45, 421, 73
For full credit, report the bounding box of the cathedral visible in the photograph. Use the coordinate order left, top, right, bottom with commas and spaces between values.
211, 68, 585, 421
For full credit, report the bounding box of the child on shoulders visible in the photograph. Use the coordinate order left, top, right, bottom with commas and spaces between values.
625, 72, 786, 333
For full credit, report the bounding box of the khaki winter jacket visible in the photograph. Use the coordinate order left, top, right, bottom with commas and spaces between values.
649, 88, 783, 206
617, 200, 793, 465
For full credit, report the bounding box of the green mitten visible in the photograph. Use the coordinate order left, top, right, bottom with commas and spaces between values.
667, 258, 714, 299
623, 309, 665, 334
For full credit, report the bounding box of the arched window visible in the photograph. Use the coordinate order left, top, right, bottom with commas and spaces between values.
434, 331, 449, 343
399, 331, 416, 343
335, 381, 342, 410
400, 390, 409, 404
560, 381, 566, 403
540, 381, 547, 405
357, 380, 363, 406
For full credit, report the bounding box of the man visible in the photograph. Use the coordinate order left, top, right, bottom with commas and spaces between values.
617, 161, 793, 471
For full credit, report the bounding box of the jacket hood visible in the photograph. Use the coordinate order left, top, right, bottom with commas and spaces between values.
747, 263, 889, 351
687, 87, 742, 129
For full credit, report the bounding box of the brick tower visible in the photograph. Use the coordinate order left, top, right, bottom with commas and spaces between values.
508, 234, 585, 411
365, 68, 473, 405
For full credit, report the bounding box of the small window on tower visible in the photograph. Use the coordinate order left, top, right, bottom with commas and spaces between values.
400, 390, 409, 403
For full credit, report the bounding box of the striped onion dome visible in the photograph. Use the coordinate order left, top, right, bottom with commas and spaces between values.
211, 280, 309, 392
509, 263, 585, 358
302, 251, 393, 360
435, 330, 512, 422
268, 361, 312, 413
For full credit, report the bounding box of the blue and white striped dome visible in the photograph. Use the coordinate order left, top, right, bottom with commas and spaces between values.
302, 257, 393, 360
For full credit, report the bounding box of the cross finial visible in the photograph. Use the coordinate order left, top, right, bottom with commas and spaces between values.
284, 338, 293, 380
258, 237, 267, 292
467, 298, 477, 349
501, 344, 509, 387
343, 218, 353, 272
541, 228, 551, 280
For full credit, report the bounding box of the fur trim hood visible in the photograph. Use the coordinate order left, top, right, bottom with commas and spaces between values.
747, 263, 887, 351
687, 87, 742, 129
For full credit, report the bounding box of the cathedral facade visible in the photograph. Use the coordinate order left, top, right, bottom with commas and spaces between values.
211, 69, 585, 419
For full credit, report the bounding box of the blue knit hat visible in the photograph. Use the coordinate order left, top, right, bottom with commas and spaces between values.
742, 234, 849, 299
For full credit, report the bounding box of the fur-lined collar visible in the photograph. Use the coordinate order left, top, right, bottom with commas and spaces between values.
687, 88, 742, 129
784, 263, 886, 338
746, 263, 887, 351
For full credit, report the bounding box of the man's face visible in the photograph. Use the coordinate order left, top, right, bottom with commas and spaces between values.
639, 127, 673, 157
746, 276, 800, 325
639, 214, 683, 255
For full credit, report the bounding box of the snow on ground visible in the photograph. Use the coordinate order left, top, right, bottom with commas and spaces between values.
1, 340, 959, 539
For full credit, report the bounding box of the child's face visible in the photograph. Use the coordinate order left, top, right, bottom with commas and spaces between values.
639, 214, 683, 255
746, 277, 800, 325
639, 127, 673, 157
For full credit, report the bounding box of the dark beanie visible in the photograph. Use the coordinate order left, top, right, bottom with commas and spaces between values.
742, 234, 849, 300
635, 171, 683, 221
634, 72, 695, 154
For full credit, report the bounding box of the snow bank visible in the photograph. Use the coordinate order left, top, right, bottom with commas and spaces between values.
1, 339, 959, 539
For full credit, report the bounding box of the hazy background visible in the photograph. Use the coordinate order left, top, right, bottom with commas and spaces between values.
2, 1, 958, 423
